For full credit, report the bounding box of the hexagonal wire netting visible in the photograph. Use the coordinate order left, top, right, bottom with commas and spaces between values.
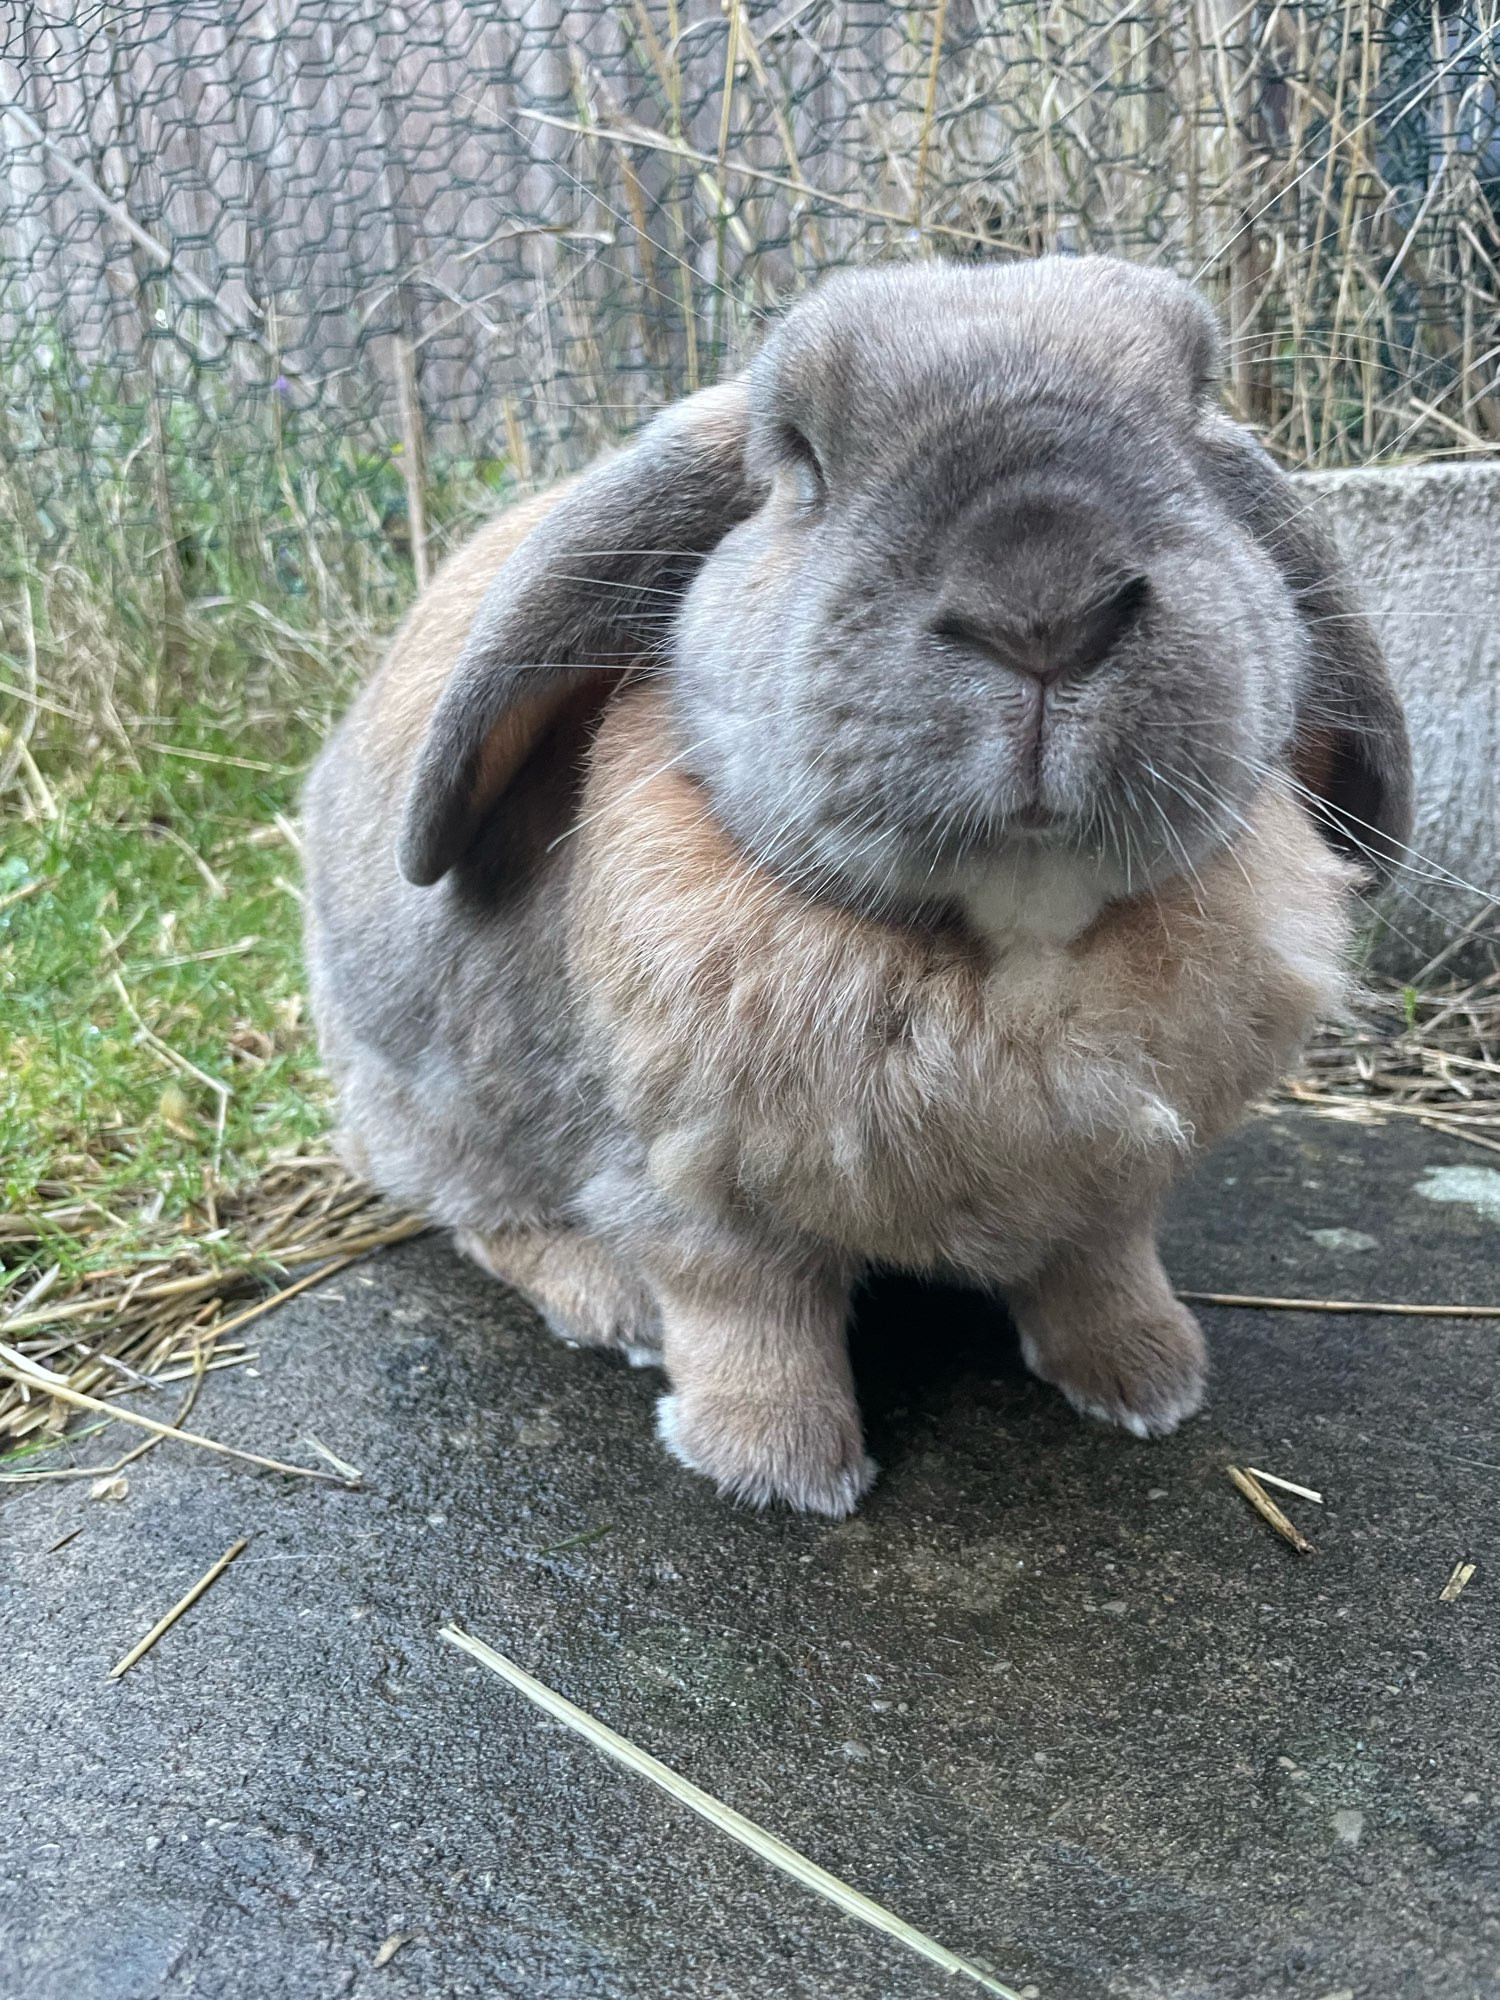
1, 2, 1496, 711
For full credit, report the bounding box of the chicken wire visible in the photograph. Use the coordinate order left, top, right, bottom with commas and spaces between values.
1, 0, 1497, 628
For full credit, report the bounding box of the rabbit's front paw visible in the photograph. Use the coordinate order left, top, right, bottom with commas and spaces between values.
1019, 1297, 1207, 1439
655, 1391, 876, 1517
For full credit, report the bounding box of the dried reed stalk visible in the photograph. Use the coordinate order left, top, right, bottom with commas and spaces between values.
109, 1537, 249, 1679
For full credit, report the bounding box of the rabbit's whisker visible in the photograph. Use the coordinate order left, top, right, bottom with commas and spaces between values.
1213, 749, 1500, 952
1139, 765, 1210, 910
540, 573, 700, 603
545, 735, 719, 854
1235, 751, 1492, 901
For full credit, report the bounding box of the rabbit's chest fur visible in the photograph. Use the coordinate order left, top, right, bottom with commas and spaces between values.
571, 690, 1354, 1281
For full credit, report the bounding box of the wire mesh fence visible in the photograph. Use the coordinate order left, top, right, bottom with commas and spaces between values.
2, 1, 1498, 746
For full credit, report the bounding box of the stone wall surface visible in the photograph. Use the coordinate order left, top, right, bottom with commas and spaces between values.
1298, 459, 1500, 966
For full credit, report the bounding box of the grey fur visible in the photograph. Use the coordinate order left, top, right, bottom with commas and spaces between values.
670, 257, 1409, 921
398, 382, 761, 887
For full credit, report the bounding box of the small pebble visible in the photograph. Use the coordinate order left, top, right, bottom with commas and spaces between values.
1331, 1808, 1364, 1847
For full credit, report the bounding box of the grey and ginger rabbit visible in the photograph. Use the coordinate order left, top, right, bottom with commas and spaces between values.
303, 256, 1411, 1515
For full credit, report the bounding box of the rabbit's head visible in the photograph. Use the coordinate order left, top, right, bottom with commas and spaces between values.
399, 256, 1410, 935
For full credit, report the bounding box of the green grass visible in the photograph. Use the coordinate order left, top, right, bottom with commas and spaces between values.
0, 323, 516, 1307
1, 707, 334, 1292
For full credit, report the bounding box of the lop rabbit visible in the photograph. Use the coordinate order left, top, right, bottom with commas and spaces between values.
303, 256, 1410, 1515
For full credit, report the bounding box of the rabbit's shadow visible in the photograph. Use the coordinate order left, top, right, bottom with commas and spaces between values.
848, 1269, 1027, 1425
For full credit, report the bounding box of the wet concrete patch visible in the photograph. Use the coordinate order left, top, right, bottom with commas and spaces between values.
3, 1111, 1498, 1999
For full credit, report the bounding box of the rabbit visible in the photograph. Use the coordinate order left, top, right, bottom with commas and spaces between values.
302, 253, 1411, 1517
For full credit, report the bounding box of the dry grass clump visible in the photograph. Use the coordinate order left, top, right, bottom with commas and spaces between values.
1289, 966, 1500, 1150
0, 1160, 422, 1472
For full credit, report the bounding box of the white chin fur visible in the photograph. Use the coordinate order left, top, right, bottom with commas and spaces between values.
960, 845, 1127, 947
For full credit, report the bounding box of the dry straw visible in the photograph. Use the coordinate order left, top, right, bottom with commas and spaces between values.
1180, 1291, 1500, 1319
109, 1537, 249, 1679
1244, 1468, 1324, 1505
0, 1343, 357, 1487
0, 1164, 425, 1461
1227, 1466, 1315, 1555
441, 1624, 1022, 1998
1440, 1561, 1477, 1603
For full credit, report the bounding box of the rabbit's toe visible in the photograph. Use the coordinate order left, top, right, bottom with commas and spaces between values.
1019, 1299, 1207, 1439
655, 1391, 876, 1517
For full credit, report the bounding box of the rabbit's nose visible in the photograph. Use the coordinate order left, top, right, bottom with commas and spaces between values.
929, 612, 1054, 685
931, 573, 1150, 688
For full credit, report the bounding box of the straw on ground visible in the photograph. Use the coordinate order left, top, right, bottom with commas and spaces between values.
109, 1536, 249, 1679
1440, 1562, 1477, 1603
1180, 1291, 1500, 1319
441, 1624, 1023, 1998
0, 1342, 359, 1487
1227, 1466, 1315, 1555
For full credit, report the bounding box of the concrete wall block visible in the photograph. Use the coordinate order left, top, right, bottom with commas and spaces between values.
1295, 460, 1500, 970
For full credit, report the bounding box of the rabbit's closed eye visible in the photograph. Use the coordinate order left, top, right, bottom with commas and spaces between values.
773, 424, 826, 510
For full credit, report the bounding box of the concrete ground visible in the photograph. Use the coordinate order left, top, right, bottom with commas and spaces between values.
4, 1108, 1498, 2000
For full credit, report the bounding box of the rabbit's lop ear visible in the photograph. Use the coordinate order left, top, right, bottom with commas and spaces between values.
1197, 416, 1413, 879
397, 378, 756, 887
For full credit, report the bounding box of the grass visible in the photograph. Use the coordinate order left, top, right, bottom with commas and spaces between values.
0, 341, 482, 1455
1, 706, 329, 1293
0, 695, 404, 1461
0, 321, 502, 1320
